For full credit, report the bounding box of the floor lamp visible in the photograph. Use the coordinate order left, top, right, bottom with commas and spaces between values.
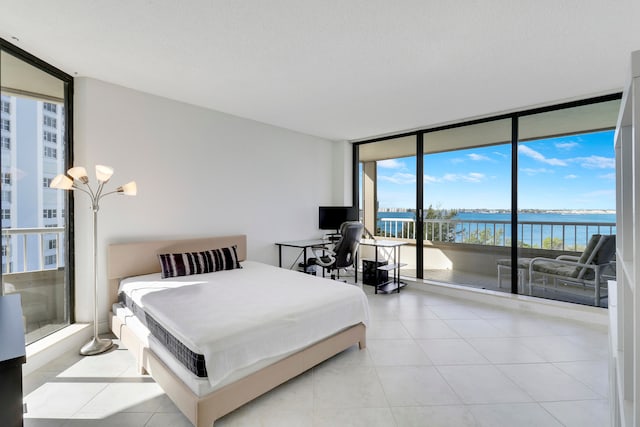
51, 165, 137, 356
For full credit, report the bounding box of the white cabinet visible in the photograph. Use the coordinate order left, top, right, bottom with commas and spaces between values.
611, 49, 640, 427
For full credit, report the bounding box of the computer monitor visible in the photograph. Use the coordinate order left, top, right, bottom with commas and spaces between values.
318, 206, 359, 232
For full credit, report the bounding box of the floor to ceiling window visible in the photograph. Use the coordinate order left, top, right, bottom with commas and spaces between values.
355, 95, 620, 306
359, 136, 417, 279
0, 39, 74, 343
517, 100, 619, 307
422, 119, 511, 289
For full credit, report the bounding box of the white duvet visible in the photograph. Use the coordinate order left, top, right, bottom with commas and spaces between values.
119, 261, 369, 387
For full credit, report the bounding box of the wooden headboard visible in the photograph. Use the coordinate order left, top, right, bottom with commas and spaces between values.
107, 235, 247, 304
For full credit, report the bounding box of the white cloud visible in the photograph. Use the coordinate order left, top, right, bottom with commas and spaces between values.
377, 159, 405, 169
573, 155, 615, 169
555, 141, 579, 150
468, 153, 491, 161
599, 173, 616, 180
493, 151, 508, 158
520, 167, 554, 176
466, 172, 485, 182
438, 173, 486, 183
424, 175, 439, 183
450, 157, 465, 164
564, 174, 578, 179
379, 172, 416, 184
518, 145, 567, 166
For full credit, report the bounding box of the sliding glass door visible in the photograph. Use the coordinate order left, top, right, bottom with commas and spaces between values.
422, 119, 512, 288
517, 100, 618, 306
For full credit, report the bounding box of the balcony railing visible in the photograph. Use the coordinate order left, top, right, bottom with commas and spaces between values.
1, 227, 65, 273
378, 218, 616, 251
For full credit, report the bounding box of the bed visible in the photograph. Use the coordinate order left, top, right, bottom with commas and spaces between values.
108, 235, 368, 426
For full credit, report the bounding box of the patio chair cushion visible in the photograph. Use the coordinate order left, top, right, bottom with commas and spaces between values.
532, 260, 579, 278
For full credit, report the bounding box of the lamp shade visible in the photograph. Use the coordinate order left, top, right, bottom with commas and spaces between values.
67, 166, 88, 183
95, 165, 114, 183
118, 181, 137, 196
50, 174, 73, 190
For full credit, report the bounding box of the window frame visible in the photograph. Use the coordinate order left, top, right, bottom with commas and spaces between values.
0, 37, 75, 326
353, 93, 621, 294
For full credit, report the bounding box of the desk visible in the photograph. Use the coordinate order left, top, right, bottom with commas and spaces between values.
359, 239, 407, 294
275, 239, 330, 270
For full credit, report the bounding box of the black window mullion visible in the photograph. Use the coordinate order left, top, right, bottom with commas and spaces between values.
511, 116, 519, 294
416, 133, 424, 279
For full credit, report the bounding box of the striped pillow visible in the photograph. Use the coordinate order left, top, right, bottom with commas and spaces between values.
158, 245, 242, 279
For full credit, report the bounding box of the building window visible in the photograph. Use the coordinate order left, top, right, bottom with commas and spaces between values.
1, 101, 9, 114
43, 116, 57, 128
1, 119, 9, 131
1, 209, 10, 220
44, 254, 56, 265
48, 239, 57, 250
43, 130, 57, 143
2, 261, 12, 273
1, 245, 7, 256
1, 136, 9, 150
43, 103, 57, 113
42, 209, 57, 219
1, 172, 11, 185
44, 146, 57, 158
43, 177, 52, 188
44, 224, 58, 228
1, 190, 10, 202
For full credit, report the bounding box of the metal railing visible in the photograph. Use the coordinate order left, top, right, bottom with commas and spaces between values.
1, 227, 64, 273
378, 218, 616, 251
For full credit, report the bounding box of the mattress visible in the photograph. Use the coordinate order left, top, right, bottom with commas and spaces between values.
119, 291, 207, 377
117, 260, 370, 389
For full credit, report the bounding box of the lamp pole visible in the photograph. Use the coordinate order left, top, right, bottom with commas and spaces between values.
80, 193, 112, 355
50, 165, 137, 356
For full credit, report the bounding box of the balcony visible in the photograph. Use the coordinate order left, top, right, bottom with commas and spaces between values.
1, 227, 68, 343
371, 217, 616, 307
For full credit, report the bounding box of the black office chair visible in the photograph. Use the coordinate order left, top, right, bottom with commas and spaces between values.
309, 221, 364, 280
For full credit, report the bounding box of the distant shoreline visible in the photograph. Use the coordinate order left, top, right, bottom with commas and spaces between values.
378, 208, 616, 214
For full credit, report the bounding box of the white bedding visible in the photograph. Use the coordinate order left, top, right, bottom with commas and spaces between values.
119, 260, 369, 388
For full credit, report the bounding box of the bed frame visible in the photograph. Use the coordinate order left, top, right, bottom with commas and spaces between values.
107, 235, 366, 427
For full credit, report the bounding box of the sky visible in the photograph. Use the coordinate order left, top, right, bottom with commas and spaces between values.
370, 130, 615, 210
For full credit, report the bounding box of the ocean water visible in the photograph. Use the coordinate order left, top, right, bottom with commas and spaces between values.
375, 210, 616, 249
377, 210, 616, 223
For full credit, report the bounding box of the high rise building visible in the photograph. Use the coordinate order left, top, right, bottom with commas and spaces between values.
1, 94, 66, 274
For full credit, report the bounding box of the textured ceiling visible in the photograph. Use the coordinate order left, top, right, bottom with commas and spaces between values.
1, 1, 639, 141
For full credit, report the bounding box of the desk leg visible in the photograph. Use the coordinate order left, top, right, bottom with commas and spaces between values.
396, 246, 400, 293
374, 248, 379, 295
355, 251, 358, 283
278, 245, 282, 268
303, 247, 307, 272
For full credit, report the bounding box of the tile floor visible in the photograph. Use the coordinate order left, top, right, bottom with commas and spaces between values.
22, 283, 610, 426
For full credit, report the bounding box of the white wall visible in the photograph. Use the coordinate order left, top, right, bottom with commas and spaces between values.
73, 77, 347, 324
331, 141, 353, 206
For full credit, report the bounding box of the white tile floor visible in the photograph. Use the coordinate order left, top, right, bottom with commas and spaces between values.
23, 283, 610, 427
